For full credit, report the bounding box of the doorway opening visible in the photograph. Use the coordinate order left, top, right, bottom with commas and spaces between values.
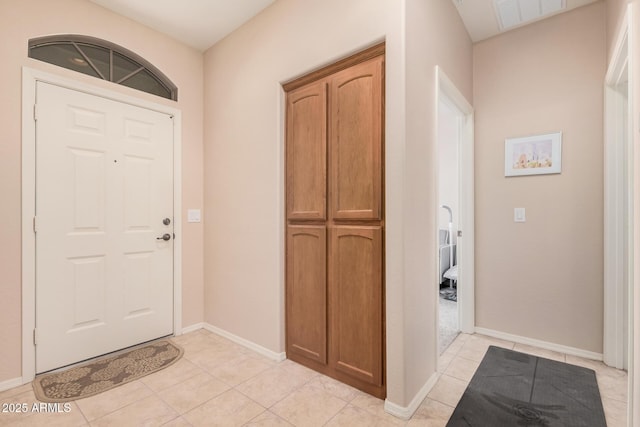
437, 98, 460, 353
435, 67, 474, 358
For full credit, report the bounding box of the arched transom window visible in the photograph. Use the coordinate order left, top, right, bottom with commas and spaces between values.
29, 35, 177, 101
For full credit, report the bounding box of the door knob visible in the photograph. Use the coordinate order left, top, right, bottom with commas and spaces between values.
156, 233, 171, 241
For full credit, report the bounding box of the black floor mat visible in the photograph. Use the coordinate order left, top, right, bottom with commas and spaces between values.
447, 346, 607, 426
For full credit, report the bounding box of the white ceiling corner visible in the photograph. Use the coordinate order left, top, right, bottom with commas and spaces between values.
452, 0, 598, 42
89, 0, 276, 51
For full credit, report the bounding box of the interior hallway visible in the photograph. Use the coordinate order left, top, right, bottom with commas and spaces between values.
0, 329, 627, 426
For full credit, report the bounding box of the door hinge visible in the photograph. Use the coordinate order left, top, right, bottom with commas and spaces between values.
33, 329, 37, 346
33, 216, 37, 233
457, 230, 463, 237
33, 104, 38, 122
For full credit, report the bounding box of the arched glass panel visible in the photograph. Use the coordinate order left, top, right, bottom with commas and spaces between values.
29, 35, 177, 101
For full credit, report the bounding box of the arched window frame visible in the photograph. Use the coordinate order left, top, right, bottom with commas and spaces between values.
28, 35, 178, 101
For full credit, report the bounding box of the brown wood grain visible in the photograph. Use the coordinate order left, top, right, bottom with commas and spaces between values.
284, 44, 386, 398
282, 43, 385, 92
286, 225, 328, 364
286, 80, 327, 220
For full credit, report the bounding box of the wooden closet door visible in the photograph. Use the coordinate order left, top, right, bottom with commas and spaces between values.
329, 56, 383, 221
286, 81, 327, 220
285, 44, 385, 399
329, 226, 383, 386
286, 225, 327, 364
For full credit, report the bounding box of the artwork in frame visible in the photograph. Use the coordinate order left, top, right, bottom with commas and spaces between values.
504, 132, 562, 177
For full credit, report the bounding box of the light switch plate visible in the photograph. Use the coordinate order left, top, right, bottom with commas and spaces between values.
514, 207, 526, 222
187, 209, 201, 223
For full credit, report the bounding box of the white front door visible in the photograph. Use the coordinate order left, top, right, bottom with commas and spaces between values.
35, 82, 174, 373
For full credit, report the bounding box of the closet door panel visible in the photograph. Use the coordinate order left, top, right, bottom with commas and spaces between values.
286, 225, 327, 364
329, 226, 383, 386
330, 57, 382, 221
286, 81, 327, 220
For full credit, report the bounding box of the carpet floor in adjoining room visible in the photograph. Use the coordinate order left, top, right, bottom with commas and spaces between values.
439, 294, 459, 354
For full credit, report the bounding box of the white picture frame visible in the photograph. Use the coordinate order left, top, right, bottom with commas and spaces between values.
504, 132, 562, 177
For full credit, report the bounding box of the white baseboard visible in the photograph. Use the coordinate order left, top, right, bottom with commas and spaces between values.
0, 377, 25, 393
180, 322, 205, 335
384, 371, 439, 420
475, 327, 603, 361
204, 323, 286, 362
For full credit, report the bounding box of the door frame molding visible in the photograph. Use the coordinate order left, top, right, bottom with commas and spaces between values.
21, 67, 183, 382
604, 8, 631, 372
435, 66, 475, 335
604, 5, 635, 424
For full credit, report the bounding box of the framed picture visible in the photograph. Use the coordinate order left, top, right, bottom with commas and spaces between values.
504, 132, 562, 177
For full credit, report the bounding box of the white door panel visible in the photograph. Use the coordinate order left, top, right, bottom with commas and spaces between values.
35, 82, 174, 373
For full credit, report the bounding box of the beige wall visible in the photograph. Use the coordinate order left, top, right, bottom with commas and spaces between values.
474, 3, 606, 353
403, 0, 473, 399
202, 0, 472, 406
0, 0, 204, 384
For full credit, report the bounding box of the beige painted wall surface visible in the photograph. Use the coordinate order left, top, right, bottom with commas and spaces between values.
474, 3, 606, 353
203, 0, 407, 403
0, 0, 204, 383
403, 0, 473, 400
202, 0, 472, 406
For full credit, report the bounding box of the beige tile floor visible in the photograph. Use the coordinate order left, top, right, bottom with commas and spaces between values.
0, 330, 628, 426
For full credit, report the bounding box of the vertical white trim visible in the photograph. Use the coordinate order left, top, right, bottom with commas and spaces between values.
604, 10, 630, 372
173, 111, 183, 338
21, 67, 183, 382
21, 70, 37, 384
276, 83, 286, 353
628, 4, 636, 425
603, 84, 626, 369
604, 5, 635, 424
435, 67, 475, 340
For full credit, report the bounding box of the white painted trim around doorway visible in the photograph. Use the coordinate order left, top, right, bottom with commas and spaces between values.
603, 5, 635, 425
604, 7, 631, 372
21, 67, 183, 384
435, 66, 475, 338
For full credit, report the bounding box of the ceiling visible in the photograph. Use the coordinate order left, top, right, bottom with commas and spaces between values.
453, 0, 599, 42
89, 0, 275, 51
90, 0, 599, 51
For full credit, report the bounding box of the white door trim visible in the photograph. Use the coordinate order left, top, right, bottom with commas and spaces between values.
604, 14, 630, 371
435, 67, 475, 334
603, 5, 634, 425
21, 67, 183, 383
